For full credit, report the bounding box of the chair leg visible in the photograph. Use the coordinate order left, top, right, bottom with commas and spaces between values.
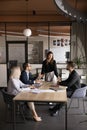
68, 98, 86, 115
19, 105, 26, 122
67, 98, 73, 111
5, 104, 25, 123
5, 105, 14, 123
82, 99, 86, 114
67, 98, 79, 112
79, 99, 87, 123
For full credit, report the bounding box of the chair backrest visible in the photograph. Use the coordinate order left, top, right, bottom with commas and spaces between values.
1, 89, 15, 106
72, 86, 87, 98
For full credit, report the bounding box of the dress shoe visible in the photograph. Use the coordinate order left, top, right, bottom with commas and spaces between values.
50, 110, 58, 116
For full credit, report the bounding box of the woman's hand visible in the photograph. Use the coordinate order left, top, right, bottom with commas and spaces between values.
58, 76, 62, 82
37, 73, 44, 79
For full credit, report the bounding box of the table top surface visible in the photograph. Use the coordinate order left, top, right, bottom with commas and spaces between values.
13, 81, 67, 102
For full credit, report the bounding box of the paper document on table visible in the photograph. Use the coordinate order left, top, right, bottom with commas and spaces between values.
30, 88, 55, 94
21, 88, 31, 92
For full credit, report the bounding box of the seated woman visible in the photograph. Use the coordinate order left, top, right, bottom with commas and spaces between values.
7, 66, 42, 122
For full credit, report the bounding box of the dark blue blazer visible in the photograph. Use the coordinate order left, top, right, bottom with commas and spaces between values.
20, 70, 36, 85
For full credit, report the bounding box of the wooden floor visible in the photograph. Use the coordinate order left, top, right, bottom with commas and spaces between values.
0, 90, 87, 130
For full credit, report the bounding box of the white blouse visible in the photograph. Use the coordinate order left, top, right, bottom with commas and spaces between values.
7, 78, 30, 95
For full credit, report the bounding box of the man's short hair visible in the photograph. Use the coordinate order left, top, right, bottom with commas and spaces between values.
67, 61, 76, 68
23, 63, 29, 70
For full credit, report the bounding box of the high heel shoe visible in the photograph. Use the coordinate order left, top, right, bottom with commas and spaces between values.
33, 116, 42, 122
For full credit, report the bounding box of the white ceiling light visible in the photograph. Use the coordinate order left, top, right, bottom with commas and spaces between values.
23, 28, 32, 37
23, 0, 32, 37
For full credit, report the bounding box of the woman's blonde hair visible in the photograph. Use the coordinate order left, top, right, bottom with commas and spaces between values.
10, 66, 21, 79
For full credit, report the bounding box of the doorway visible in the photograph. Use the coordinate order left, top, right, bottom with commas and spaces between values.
6, 40, 28, 81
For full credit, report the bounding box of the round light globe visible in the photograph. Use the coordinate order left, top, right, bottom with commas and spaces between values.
23, 28, 32, 37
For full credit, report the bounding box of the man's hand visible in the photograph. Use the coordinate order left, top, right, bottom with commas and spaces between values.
30, 85, 35, 89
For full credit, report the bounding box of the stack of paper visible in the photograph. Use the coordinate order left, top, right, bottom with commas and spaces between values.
30, 88, 55, 94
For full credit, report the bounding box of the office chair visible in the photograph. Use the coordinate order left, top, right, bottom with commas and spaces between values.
1, 88, 25, 123
67, 86, 87, 115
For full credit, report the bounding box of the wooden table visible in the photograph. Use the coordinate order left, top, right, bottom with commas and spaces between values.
13, 82, 67, 130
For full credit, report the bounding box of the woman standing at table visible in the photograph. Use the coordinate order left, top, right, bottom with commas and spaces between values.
40, 51, 58, 82
7, 66, 42, 122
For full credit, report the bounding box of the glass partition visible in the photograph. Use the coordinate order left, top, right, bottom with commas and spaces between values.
0, 22, 70, 64
0, 23, 6, 63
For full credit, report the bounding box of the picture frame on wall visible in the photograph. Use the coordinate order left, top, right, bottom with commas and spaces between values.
57, 39, 60, 46
53, 40, 56, 46
61, 38, 64, 47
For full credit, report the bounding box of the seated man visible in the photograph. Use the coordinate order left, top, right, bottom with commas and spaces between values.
50, 61, 81, 116
20, 63, 37, 85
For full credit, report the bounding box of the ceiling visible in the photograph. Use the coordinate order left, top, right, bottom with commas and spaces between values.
66, 0, 87, 13
0, 0, 86, 36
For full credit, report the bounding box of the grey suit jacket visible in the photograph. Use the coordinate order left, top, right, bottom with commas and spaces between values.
60, 70, 81, 97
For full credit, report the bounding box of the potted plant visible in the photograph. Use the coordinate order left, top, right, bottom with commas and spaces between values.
73, 56, 82, 69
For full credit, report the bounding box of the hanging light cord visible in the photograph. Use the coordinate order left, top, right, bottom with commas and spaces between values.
26, 0, 29, 28
23, 0, 32, 37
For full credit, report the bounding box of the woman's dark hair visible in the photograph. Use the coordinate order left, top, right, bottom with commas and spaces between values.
46, 51, 53, 57
46, 51, 54, 64
23, 63, 29, 70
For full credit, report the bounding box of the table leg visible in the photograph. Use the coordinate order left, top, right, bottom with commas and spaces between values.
65, 103, 67, 130
13, 100, 16, 130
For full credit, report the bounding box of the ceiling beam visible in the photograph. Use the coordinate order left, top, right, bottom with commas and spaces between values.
0, 15, 70, 23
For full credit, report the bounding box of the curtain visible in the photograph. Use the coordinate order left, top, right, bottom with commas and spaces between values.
71, 22, 87, 68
